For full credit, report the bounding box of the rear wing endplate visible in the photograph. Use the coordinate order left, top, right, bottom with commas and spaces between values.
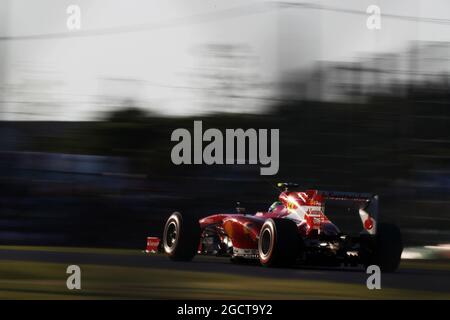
319, 191, 379, 235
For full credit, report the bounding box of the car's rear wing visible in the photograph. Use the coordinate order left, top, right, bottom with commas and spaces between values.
318, 191, 378, 235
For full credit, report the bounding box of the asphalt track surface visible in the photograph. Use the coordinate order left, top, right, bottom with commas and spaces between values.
0, 247, 449, 295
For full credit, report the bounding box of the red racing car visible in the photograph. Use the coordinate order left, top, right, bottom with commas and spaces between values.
146, 183, 403, 272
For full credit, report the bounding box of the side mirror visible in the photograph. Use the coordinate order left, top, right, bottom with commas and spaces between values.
277, 182, 299, 192
236, 201, 246, 214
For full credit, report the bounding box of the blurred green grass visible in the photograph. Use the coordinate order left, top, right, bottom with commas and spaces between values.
1, 259, 449, 300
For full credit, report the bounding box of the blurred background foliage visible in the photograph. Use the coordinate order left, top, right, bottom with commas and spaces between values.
0, 80, 449, 248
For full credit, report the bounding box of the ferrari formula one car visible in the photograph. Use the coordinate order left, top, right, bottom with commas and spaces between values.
146, 183, 403, 272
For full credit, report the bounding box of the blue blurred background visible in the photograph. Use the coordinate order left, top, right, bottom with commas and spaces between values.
0, 0, 449, 250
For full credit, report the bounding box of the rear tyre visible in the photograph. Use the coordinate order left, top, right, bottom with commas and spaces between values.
258, 218, 300, 267
163, 211, 200, 261
369, 223, 403, 272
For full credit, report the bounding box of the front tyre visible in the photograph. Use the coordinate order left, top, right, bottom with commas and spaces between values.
163, 212, 200, 261
258, 218, 300, 267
